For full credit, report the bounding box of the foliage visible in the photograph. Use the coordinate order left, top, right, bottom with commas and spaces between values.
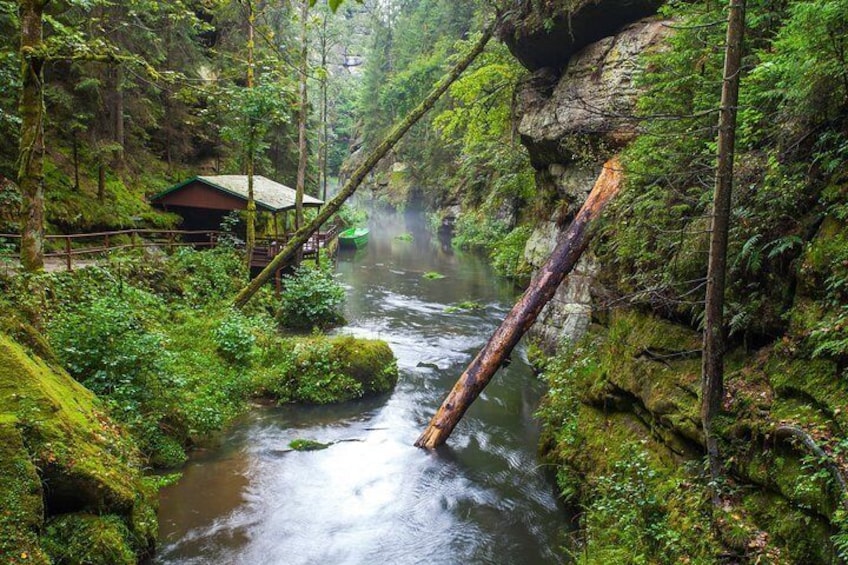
278, 265, 346, 330
594, 0, 848, 343
453, 212, 510, 250
451, 213, 531, 279
490, 225, 532, 278
213, 310, 258, 366
335, 203, 368, 227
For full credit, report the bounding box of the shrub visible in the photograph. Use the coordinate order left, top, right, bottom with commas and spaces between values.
213, 310, 257, 365
490, 225, 532, 278
278, 266, 346, 330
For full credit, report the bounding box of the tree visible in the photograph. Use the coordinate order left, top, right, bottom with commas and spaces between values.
18, 0, 49, 272
700, 0, 746, 499
232, 20, 496, 309
295, 0, 309, 234
245, 0, 257, 270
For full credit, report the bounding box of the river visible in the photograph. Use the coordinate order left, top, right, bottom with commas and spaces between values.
155, 209, 571, 564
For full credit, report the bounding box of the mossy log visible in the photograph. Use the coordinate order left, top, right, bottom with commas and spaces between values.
416, 157, 622, 449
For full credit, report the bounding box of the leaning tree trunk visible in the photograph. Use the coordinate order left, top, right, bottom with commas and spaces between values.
416, 157, 622, 449
701, 0, 746, 498
18, 0, 48, 272
232, 20, 495, 309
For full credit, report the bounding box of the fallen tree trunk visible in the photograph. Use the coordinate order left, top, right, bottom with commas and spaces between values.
232, 20, 495, 309
415, 157, 623, 449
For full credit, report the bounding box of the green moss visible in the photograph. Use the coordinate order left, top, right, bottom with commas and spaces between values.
538, 309, 847, 562
289, 439, 331, 451
444, 301, 483, 313
329, 336, 398, 396
0, 423, 48, 565
743, 491, 837, 564
766, 354, 847, 429
42, 514, 136, 565
254, 335, 398, 405
422, 271, 445, 280
394, 233, 414, 242
0, 333, 155, 563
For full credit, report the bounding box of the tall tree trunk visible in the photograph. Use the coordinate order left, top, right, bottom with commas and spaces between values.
320, 14, 329, 202
416, 158, 622, 449
114, 64, 125, 166
701, 0, 746, 498
232, 20, 495, 309
18, 0, 48, 272
244, 0, 257, 272
295, 0, 309, 240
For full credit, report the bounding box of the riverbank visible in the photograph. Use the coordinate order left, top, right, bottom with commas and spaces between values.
0, 246, 398, 564
155, 209, 569, 563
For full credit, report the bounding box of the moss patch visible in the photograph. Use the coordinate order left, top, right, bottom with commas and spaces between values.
254, 335, 398, 405
329, 336, 398, 396
0, 333, 155, 564
538, 309, 846, 562
289, 439, 331, 451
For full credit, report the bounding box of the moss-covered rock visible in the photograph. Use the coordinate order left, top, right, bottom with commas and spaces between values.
41, 514, 137, 565
0, 333, 156, 564
329, 336, 398, 396
254, 335, 398, 405
538, 309, 846, 562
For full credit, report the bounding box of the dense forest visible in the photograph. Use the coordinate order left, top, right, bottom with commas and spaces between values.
1, 0, 848, 563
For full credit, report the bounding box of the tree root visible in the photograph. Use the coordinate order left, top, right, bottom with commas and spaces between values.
774, 424, 848, 511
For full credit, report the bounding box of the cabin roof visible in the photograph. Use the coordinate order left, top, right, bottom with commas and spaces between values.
151, 175, 323, 213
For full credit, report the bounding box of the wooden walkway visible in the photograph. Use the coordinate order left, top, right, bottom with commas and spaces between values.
0, 226, 340, 274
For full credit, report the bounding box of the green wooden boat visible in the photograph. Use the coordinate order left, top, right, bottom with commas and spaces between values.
339, 227, 369, 249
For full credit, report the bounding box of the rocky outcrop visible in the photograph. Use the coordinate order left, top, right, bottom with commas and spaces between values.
0, 332, 155, 565
539, 310, 847, 563
516, 19, 671, 169
513, 18, 671, 350
498, 0, 663, 71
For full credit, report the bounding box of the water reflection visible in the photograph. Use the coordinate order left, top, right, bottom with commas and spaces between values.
156, 208, 569, 564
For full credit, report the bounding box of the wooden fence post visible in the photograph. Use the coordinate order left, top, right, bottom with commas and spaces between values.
65, 236, 72, 271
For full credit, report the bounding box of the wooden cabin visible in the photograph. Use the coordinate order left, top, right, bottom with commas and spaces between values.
150, 175, 324, 235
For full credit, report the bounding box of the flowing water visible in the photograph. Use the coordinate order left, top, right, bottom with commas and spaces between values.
155, 209, 571, 564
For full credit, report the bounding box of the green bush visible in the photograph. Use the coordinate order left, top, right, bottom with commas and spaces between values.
213, 310, 257, 365
48, 295, 167, 398
452, 212, 509, 251
490, 225, 532, 278
278, 266, 346, 330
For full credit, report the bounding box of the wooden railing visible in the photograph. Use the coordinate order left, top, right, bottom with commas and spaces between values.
0, 225, 340, 272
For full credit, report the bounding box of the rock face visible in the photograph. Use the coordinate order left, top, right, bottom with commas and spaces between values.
513, 17, 671, 350
517, 20, 672, 169
498, 0, 663, 71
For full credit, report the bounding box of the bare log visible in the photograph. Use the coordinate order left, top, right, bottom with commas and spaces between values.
232, 20, 495, 309
415, 157, 623, 449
